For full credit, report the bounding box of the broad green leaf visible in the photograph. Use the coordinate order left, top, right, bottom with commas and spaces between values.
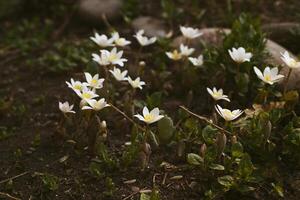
187, 153, 203, 165
157, 116, 175, 144
217, 175, 234, 187
140, 193, 150, 200
209, 163, 225, 171
202, 125, 218, 144
238, 153, 254, 179
238, 185, 256, 193
231, 142, 244, 158
271, 183, 284, 197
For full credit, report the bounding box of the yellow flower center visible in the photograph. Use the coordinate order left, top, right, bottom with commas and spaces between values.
144, 114, 154, 122
91, 79, 98, 86
289, 59, 297, 67
223, 110, 233, 120
109, 54, 118, 62
173, 50, 182, 60
82, 93, 92, 99
264, 74, 271, 82
74, 84, 82, 90
116, 39, 123, 45
213, 91, 222, 98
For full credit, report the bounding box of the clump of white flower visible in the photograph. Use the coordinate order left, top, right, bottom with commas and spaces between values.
59, 101, 75, 114
127, 76, 146, 90
82, 98, 110, 111
207, 87, 230, 102
84, 72, 104, 90
66, 79, 87, 93
134, 30, 157, 46
228, 47, 252, 63
280, 51, 300, 69
253, 66, 284, 85
90, 32, 114, 47
180, 26, 203, 39
109, 67, 128, 81
188, 55, 203, 66
166, 50, 182, 60
215, 105, 243, 121
111, 32, 131, 47
179, 44, 195, 57
134, 106, 164, 124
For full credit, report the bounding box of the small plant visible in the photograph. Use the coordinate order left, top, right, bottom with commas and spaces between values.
55, 13, 300, 199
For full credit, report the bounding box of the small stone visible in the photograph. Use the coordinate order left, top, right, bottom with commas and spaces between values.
78, 0, 123, 24
132, 16, 168, 38
131, 186, 140, 192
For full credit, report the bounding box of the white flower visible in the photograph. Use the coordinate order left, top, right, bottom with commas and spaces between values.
228, 47, 252, 63
215, 105, 243, 121
92, 53, 110, 66
82, 98, 110, 111
84, 72, 104, 89
166, 50, 182, 60
75, 86, 99, 101
180, 44, 195, 56
188, 55, 203, 66
134, 106, 164, 124
109, 67, 128, 81
180, 26, 203, 39
253, 66, 284, 85
59, 101, 75, 114
280, 51, 300, 69
111, 32, 131, 47
66, 78, 87, 93
127, 76, 145, 89
134, 30, 157, 46
207, 87, 230, 102
100, 47, 127, 67
90, 33, 114, 47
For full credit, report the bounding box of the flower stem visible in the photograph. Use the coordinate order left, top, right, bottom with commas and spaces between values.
180, 105, 232, 135
284, 68, 292, 94
135, 46, 143, 75
130, 88, 136, 116
109, 103, 145, 132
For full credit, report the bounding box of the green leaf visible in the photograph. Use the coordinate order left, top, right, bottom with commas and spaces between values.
231, 142, 244, 158
140, 193, 150, 200
234, 73, 249, 94
202, 125, 218, 144
238, 185, 256, 193
238, 153, 254, 179
283, 90, 299, 104
218, 175, 234, 187
271, 183, 284, 197
209, 163, 225, 171
150, 189, 160, 200
187, 153, 203, 165
157, 116, 175, 144
146, 92, 163, 109
149, 131, 159, 147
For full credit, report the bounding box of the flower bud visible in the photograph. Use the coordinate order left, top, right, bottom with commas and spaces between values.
200, 143, 207, 157
231, 135, 237, 144
216, 132, 227, 155
139, 61, 146, 67
79, 99, 88, 108
100, 120, 107, 129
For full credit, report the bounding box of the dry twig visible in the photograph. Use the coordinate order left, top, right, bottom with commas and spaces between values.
179, 106, 231, 135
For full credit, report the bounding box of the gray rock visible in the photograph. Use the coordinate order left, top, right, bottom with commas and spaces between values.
78, 0, 122, 23
172, 28, 300, 90
131, 16, 168, 38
